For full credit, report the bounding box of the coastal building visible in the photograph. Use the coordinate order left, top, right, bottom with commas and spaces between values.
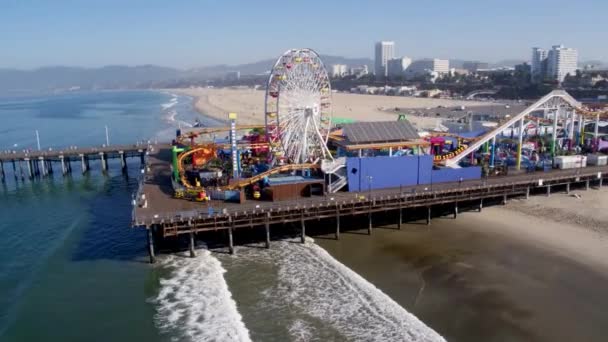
349, 65, 369, 78
462, 61, 489, 73
531, 47, 548, 82
374, 41, 395, 78
387, 57, 412, 79
531, 45, 578, 83
404, 58, 450, 81
331, 64, 348, 78
547, 45, 579, 83
225, 71, 241, 81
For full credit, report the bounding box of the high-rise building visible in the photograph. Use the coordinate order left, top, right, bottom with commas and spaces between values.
531, 45, 578, 83
547, 45, 578, 83
531, 47, 548, 81
387, 57, 412, 78
331, 64, 348, 78
374, 41, 395, 78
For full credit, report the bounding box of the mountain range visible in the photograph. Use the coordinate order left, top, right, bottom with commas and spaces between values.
0, 56, 604, 95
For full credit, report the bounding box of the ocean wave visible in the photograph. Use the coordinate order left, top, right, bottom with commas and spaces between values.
230, 239, 445, 342
161, 96, 179, 110
153, 250, 252, 342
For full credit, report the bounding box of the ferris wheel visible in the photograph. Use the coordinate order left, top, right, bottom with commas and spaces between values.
264, 48, 333, 164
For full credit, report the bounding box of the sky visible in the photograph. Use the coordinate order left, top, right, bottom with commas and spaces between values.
1, 0, 606, 69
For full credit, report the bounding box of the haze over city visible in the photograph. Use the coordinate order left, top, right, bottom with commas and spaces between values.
1, 0, 607, 69
2, 2, 608, 342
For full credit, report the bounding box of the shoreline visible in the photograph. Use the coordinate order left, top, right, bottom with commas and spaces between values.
167, 87, 500, 129
316, 188, 608, 341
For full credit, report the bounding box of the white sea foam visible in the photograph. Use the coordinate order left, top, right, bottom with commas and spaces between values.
154, 250, 252, 342
161, 95, 179, 110
234, 239, 445, 342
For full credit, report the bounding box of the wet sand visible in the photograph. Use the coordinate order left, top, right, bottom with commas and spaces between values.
316, 190, 608, 342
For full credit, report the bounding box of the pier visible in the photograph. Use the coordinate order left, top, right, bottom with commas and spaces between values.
133, 147, 607, 263
0, 144, 156, 181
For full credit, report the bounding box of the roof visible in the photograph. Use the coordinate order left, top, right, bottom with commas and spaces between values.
341, 120, 419, 144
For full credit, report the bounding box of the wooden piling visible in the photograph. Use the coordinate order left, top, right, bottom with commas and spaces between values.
586, 179, 590, 190
189, 231, 196, 258
479, 198, 483, 211
426, 207, 431, 225
546, 185, 551, 196
147, 228, 156, 264
398, 199, 402, 230
265, 213, 271, 248
228, 225, 235, 254
60, 156, 67, 175
453, 202, 458, 219
335, 206, 340, 240
25, 159, 33, 179
0, 161, 4, 183
300, 211, 306, 244
100, 152, 108, 172
566, 183, 570, 194
80, 154, 87, 174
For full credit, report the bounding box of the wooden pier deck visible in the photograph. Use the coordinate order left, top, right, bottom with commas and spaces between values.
133, 147, 607, 262
0, 144, 164, 180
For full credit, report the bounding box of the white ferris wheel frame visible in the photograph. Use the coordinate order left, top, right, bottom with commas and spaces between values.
264, 48, 333, 164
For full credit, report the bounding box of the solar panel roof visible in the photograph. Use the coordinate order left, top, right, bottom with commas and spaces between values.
341, 120, 419, 144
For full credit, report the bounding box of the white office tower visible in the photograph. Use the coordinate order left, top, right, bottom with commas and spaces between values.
547, 45, 578, 83
387, 57, 412, 78
531, 47, 548, 81
331, 64, 348, 78
374, 41, 395, 77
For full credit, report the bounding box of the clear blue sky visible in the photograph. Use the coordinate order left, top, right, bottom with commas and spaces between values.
1, 0, 606, 69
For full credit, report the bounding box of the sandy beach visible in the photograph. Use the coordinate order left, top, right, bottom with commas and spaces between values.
316, 187, 608, 341
170, 87, 496, 130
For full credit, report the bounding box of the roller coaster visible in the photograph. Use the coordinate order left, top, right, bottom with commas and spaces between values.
443, 90, 608, 167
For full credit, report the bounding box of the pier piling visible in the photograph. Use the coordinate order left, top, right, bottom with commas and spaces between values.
189, 231, 196, 258
454, 202, 458, 219
335, 207, 340, 240
228, 226, 235, 254
80, 154, 87, 174
25, 159, 33, 179
426, 207, 431, 225
566, 183, 570, 194
100, 152, 108, 172
60, 156, 67, 175
547, 185, 551, 197
38, 157, 46, 177
479, 198, 483, 211
147, 228, 156, 264
586, 179, 590, 190
0, 161, 4, 183
120, 151, 127, 172
368, 211, 372, 235
398, 207, 402, 230
503, 194, 507, 205
12, 160, 17, 180
300, 211, 306, 243
265, 213, 271, 248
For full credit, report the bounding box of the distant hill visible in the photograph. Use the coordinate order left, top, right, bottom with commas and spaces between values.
0, 55, 374, 95
187, 55, 373, 78
0, 65, 183, 95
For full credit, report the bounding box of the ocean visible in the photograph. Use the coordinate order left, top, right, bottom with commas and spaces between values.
0, 91, 443, 342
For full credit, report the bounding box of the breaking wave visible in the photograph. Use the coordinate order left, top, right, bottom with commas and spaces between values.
153, 250, 252, 342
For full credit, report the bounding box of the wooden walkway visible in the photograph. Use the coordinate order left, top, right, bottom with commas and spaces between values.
132, 147, 607, 262
0, 143, 167, 180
